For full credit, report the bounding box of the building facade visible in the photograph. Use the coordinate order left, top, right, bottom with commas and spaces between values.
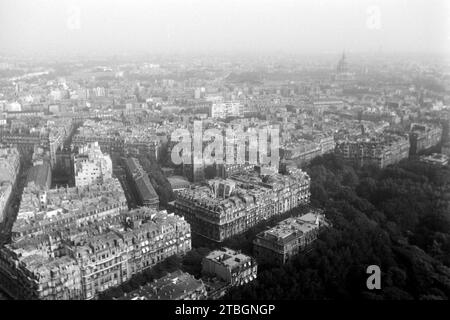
335, 133, 410, 168
118, 270, 206, 300
0, 207, 191, 300
202, 247, 257, 286
0, 146, 20, 222
74, 142, 113, 187
253, 209, 328, 265
409, 123, 442, 155
0, 183, 12, 223
0, 146, 20, 184
211, 101, 243, 119
173, 166, 310, 242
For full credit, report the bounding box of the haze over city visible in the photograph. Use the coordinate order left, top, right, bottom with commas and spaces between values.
1, 0, 449, 57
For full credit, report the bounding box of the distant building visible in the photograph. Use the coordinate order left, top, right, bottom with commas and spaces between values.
335, 132, 410, 168
124, 137, 160, 160
6, 102, 21, 112
211, 101, 243, 119
334, 52, 355, 82
119, 270, 206, 300
48, 123, 71, 167
72, 120, 161, 159
336, 52, 349, 74
31, 144, 51, 166
313, 100, 344, 112
0, 120, 71, 165
253, 209, 328, 265
194, 88, 202, 100
282, 140, 322, 167
409, 123, 442, 155
202, 248, 257, 286
0, 146, 20, 184
316, 134, 336, 154
74, 142, 112, 187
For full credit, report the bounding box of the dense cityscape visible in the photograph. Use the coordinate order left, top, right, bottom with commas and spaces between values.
0, 50, 449, 301
0, 0, 449, 306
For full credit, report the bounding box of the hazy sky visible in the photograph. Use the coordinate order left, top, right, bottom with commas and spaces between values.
0, 0, 449, 56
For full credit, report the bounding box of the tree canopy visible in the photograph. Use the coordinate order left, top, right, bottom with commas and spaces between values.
225, 154, 450, 300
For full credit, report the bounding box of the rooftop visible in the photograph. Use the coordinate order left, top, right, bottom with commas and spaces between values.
256, 209, 327, 245
119, 270, 204, 300
204, 247, 253, 269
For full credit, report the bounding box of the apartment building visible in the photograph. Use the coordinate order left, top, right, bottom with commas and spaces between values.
0, 146, 20, 184
409, 123, 442, 155
211, 101, 243, 119
173, 166, 310, 242
11, 178, 127, 240
202, 247, 257, 286
253, 209, 328, 265
335, 132, 410, 168
74, 142, 113, 187
0, 207, 191, 300
0, 183, 12, 223
0, 146, 20, 222
119, 270, 207, 300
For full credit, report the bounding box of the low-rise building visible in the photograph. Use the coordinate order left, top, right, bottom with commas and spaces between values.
253, 209, 328, 265
202, 247, 257, 287
420, 153, 449, 166
119, 270, 207, 300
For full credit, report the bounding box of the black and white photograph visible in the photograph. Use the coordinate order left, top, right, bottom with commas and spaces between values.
0, 0, 449, 315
